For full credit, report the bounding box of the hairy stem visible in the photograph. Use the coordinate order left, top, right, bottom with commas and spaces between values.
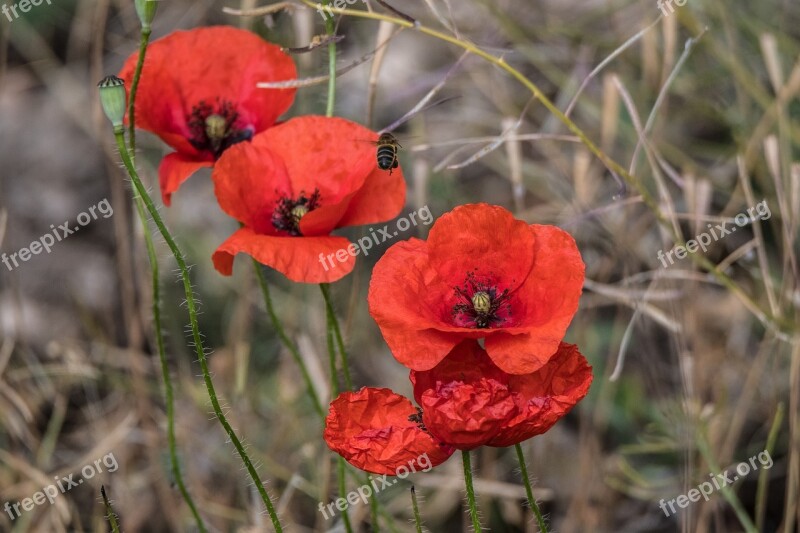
515, 443, 548, 533
461, 450, 482, 531
113, 130, 283, 531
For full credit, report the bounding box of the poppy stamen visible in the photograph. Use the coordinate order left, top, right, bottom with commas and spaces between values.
452, 272, 511, 329
272, 189, 321, 236
188, 100, 253, 158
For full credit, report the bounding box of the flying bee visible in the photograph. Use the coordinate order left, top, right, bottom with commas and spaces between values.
361, 95, 459, 175
374, 133, 402, 174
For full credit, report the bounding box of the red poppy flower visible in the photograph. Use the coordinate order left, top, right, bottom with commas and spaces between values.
324, 341, 592, 471
368, 203, 585, 374
210, 116, 406, 283
324, 387, 455, 475
118, 26, 297, 205
411, 340, 593, 448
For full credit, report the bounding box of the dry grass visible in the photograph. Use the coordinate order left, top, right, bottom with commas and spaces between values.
0, 0, 798, 531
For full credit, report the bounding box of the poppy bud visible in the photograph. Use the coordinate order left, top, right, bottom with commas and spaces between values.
135, 0, 158, 31
97, 75, 127, 130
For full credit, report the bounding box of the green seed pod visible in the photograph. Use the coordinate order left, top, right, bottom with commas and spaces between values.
97, 75, 127, 130
135, 0, 158, 31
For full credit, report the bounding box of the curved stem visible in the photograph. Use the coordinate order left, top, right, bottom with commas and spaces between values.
461, 450, 482, 531
320, 283, 353, 390
515, 443, 548, 533
113, 130, 283, 532
253, 261, 325, 418
127, 28, 151, 154
132, 195, 207, 532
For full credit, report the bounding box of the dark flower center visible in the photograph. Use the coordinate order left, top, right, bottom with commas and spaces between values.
452, 272, 511, 329
272, 189, 322, 236
188, 99, 253, 158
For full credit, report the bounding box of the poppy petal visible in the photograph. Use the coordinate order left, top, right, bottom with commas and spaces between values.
484, 224, 584, 374
368, 239, 466, 370
488, 343, 593, 447
212, 227, 355, 283
427, 203, 535, 292
256, 116, 379, 210
324, 388, 455, 475
212, 139, 291, 233
158, 153, 214, 206
119, 26, 296, 152
337, 166, 406, 227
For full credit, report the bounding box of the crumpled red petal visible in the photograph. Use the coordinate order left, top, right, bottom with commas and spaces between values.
324, 388, 455, 475
488, 342, 593, 447
212, 227, 356, 283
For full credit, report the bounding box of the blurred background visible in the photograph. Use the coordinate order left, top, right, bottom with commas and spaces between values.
1, 0, 799, 531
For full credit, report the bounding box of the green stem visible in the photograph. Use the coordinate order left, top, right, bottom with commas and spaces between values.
461, 450, 482, 531
410, 486, 422, 533
253, 261, 325, 418
113, 130, 283, 532
322, 0, 337, 116
326, 307, 340, 395
127, 28, 151, 154
100, 486, 121, 533
132, 195, 206, 532
370, 476, 380, 532
515, 443, 548, 533
320, 283, 353, 390
338, 456, 354, 533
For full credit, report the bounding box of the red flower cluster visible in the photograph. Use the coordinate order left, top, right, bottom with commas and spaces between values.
120, 27, 406, 282
324, 203, 592, 474
211, 116, 405, 283
119, 26, 297, 205
325, 340, 592, 474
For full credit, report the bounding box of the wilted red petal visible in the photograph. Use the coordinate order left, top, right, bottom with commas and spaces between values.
488, 343, 593, 447
420, 378, 517, 450
324, 388, 455, 475
483, 224, 585, 374
212, 227, 356, 283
